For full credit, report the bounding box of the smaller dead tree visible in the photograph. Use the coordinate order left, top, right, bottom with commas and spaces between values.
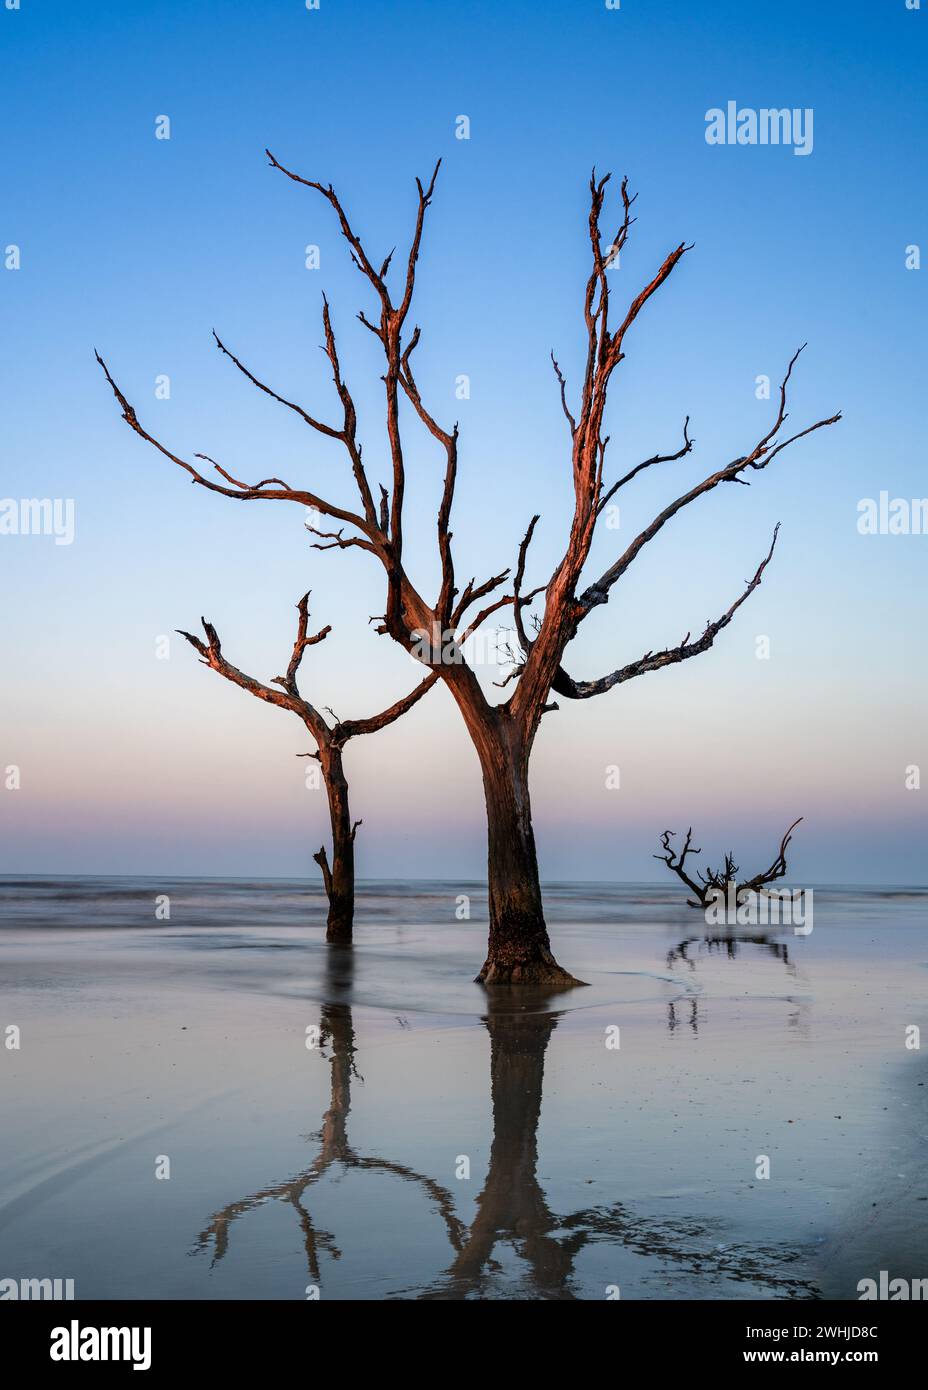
178, 592, 436, 943
655, 818, 803, 910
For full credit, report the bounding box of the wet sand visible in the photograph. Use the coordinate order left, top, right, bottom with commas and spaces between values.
1, 878, 925, 1299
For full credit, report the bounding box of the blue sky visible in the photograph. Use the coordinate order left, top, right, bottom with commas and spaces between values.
1, 0, 926, 882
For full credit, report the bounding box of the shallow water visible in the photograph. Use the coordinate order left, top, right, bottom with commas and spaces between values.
1, 878, 926, 1300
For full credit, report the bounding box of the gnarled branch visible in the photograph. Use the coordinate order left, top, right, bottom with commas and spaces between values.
554, 524, 780, 699
95, 351, 379, 550
335, 670, 439, 741
657, 818, 803, 909
179, 593, 435, 748
177, 594, 333, 746
578, 348, 840, 619
596, 417, 692, 516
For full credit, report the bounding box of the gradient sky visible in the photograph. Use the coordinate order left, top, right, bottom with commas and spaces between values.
2, 0, 926, 883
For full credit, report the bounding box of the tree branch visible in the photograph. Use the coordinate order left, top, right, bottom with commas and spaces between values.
266, 151, 443, 639
266, 148, 392, 307
176, 600, 333, 746
179, 593, 437, 749
550, 353, 577, 438
335, 670, 439, 741
578, 350, 840, 618
313, 844, 334, 897
95, 351, 377, 544
451, 569, 511, 628
457, 583, 545, 647
398, 327, 459, 626
211, 330, 342, 440
596, 418, 693, 515
654, 827, 705, 907
511, 174, 692, 729
272, 591, 332, 697
553, 524, 780, 699
512, 514, 541, 653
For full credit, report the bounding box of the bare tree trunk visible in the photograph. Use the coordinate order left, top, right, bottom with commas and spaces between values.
314, 746, 356, 945
472, 714, 583, 987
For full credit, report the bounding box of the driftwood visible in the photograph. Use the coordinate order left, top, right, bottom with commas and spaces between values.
655, 818, 803, 909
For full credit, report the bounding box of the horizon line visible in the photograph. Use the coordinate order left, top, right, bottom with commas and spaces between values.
1, 873, 925, 893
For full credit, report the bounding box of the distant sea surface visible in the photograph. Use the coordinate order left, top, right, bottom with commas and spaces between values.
4, 873, 927, 929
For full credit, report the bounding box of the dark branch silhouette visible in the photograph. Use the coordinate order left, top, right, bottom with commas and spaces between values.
656, 818, 803, 909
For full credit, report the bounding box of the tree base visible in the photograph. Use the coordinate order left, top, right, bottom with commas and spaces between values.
475, 957, 588, 988
325, 913, 353, 946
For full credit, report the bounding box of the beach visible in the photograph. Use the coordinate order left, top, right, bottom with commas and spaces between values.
1, 877, 925, 1300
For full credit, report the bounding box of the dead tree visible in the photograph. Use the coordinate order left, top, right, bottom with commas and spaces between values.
97, 153, 840, 986
655, 818, 803, 909
178, 592, 436, 943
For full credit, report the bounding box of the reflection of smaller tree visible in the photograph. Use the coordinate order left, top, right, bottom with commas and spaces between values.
192, 963, 465, 1279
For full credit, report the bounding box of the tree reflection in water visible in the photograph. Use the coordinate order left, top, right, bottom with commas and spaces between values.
666, 933, 795, 973
193, 953, 817, 1299
192, 949, 466, 1278
664, 931, 810, 1038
